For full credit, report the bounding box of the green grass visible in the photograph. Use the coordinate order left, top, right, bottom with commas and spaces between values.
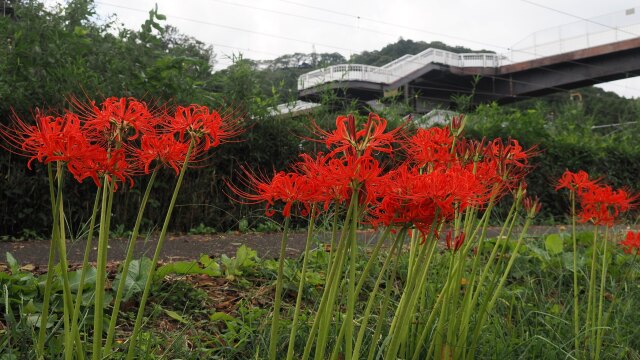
1, 231, 639, 359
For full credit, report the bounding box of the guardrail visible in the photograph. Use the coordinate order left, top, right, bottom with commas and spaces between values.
297, 48, 500, 90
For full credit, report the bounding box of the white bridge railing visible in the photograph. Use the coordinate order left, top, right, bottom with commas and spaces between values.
297, 49, 501, 90
298, 7, 640, 91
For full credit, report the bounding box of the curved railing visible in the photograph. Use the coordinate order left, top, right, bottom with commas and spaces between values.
297, 48, 501, 90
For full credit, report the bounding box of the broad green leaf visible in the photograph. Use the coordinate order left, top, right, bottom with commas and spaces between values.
68, 267, 97, 292
113, 258, 152, 301
545, 234, 564, 255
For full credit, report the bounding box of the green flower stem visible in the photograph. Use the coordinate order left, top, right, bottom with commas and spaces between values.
126, 140, 194, 360
367, 245, 401, 360
352, 231, 403, 360
384, 222, 439, 359
329, 226, 393, 360
594, 228, 609, 360
453, 208, 495, 360
585, 226, 599, 356
36, 164, 59, 359
50, 164, 75, 360
92, 177, 113, 360
468, 214, 533, 357
104, 169, 158, 355
307, 231, 349, 360
300, 222, 348, 360
268, 216, 291, 360
286, 205, 317, 360
69, 186, 101, 359
466, 194, 521, 336
345, 191, 360, 360
411, 270, 456, 360
326, 203, 341, 274
312, 194, 358, 360
570, 190, 580, 359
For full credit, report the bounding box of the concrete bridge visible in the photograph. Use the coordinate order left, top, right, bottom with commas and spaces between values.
297, 8, 640, 111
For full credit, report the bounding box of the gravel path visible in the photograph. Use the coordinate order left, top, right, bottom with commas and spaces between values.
0, 225, 577, 267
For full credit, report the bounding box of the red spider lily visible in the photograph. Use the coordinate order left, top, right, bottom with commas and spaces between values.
79, 97, 155, 143
0, 111, 90, 168
296, 152, 384, 207
484, 138, 537, 191
557, 170, 635, 227
67, 147, 133, 189
621, 230, 640, 255
229, 169, 315, 218
312, 113, 403, 157
555, 170, 600, 193
405, 127, 454, 167
445, 230, 466, 252
296, 153, 351, 209
367, 163, 488, 234
169, 105, 243, 151
577, 184, 635, 227
131, 134, 191, 175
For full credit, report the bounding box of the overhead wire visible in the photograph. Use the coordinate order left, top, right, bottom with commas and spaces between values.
270, 0, 640, 95
94, 0, 640, 97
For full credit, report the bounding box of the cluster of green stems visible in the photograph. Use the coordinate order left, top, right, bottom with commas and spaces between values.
34, 140, 195, 359
568, 190, 611, 360
266, 185, 538, 359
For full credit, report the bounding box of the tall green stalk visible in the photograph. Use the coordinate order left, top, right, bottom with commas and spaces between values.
50, 163, 77, 360
126, 140, 194, 360
468, 211, 533, 357
286, 206, 317, 360
345, 195, 359, 360
594, 228, 609, 360
268, 216, 291, 360
585, 226, 599, 356
69, 186, 101, 359
92, 177, 113, 360
570, 190, 580, 358
352, 231, 403, 360
35, 164, 58, 359
105, 169, 158, 354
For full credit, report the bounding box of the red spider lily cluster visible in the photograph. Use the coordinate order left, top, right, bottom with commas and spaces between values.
621, 230, 640, 255
1, 97, 242, 188
232, 113, 537, 239
556, 170, 636, 227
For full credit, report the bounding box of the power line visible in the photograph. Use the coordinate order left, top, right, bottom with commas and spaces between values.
202, 0, 400, 41
96, 0, 640, 96
95, 1, 366, 54
520, 0, 640, 38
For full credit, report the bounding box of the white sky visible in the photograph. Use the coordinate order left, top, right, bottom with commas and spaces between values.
85, 0, 640, 98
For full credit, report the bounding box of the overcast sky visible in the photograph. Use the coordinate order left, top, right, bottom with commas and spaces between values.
88, 0, 640, 98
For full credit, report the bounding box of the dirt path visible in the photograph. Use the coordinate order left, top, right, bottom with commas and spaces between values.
0, 226, 572, 267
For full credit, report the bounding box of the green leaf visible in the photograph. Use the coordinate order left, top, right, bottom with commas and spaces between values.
113, 258, 152, 301
545, 234, 564, 255
164, 309, 188, 324
209, 312, 235, 322
68, 267, 97, 292
526, 243, 550, 262
236, 245, 256, 267
6, 253, 18, 274
156, 260, 221, 279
